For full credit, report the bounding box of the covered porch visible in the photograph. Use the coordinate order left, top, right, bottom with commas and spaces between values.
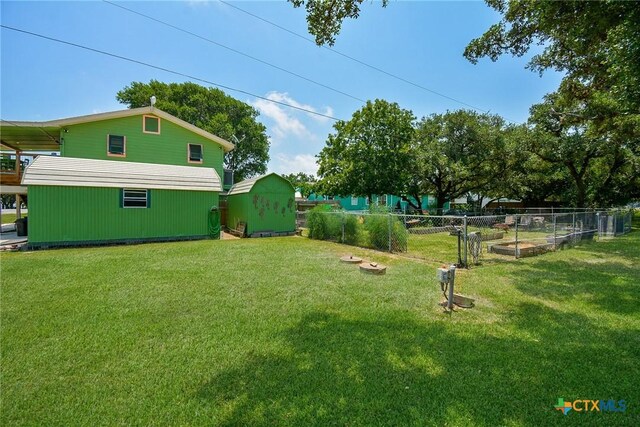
1, 121, 61, 221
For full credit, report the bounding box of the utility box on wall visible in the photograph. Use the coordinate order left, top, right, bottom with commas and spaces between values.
226, 173, 296, 237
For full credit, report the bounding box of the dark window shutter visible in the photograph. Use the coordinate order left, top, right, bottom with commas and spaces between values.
119, 188, 124, 208
189, 144, 203, 161
109, 135, 125, 155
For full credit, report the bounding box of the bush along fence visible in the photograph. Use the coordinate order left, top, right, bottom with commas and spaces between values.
301, 207, 635, 266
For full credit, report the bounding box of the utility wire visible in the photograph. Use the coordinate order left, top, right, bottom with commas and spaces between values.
218, 0, 492, 115
103, 0, 365, 103
0, 25, 343, 122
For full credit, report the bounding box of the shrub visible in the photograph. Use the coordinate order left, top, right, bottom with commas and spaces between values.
325, 212, 343, 241
343, 214, 363, 245
306, 205, 331, 240
364, 210, 408, 252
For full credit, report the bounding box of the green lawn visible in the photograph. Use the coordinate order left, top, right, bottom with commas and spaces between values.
1, 213, 17, 224
1, 217, 639, 425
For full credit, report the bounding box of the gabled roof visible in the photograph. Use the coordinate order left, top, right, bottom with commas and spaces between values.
227, 173, 294, 195
1, 106, 235, 152
22, 156, 222, 192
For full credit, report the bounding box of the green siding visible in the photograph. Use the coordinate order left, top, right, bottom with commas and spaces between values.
227, 175, 295, 235
60, 114, 225, 178
28, 186, 218, 245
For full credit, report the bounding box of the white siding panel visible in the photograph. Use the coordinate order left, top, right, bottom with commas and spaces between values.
22, 156, 221, 192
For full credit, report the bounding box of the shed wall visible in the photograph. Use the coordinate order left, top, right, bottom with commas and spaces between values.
28, 185, 218, 245
226, 176, 295, 235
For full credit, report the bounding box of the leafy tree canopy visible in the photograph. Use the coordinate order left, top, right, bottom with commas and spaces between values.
288, 0, 388, 46
413, 110, 508, 212
316, 99, 415, 203
465, 0, 640, 122
116, 80, 270, 181
282, 172, 317, 198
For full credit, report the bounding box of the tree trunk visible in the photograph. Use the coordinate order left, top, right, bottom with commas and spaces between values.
436, 194, 448, 215
401, 195, 423, 215
567, 163, 587, 208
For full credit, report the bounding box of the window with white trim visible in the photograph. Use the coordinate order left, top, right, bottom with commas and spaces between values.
108, 135, 126, 156
351, 196, 358, 206
188, 144, 203, 163
143, 115, 160, 134
122, 189, 149, 208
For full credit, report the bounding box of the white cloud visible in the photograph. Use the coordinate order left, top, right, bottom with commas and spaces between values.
252, 91, 334, 144
269, 153, 318, 176
253, 97, 310, 141
263, 92, 334, 123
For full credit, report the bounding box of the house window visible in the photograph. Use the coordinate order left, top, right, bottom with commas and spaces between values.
143, 115, 160, 134
122, 189, 149, 208
365, 197, 369, 206
188, 144, 203, 163
351, 196, 358, 206
107, 135, 126, 157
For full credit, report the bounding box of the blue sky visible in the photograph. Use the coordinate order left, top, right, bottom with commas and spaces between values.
1, 1, 562, 175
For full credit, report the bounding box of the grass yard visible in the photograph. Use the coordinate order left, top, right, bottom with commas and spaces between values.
1, 216, 639, 425
0, 213, 17, 224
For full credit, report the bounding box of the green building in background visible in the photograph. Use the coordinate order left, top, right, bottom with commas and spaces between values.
226, 173, 296, 237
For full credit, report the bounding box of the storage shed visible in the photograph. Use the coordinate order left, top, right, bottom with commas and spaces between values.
22, 156, 222, 248
226, 173, 296, 237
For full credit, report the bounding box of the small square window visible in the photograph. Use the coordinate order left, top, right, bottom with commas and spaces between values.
122, 189, 148, 208
108, 135, 126, 156
188, 144, 203, 163
143, 115, 160, 134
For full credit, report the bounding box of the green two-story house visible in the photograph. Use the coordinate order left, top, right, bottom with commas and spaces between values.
1, 106, 234, 247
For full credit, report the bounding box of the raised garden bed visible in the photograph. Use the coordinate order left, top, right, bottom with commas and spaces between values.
480, 231, 504, 241
546, 230, 596, 246
408, 225, 458, 234
489, 241, 553, 257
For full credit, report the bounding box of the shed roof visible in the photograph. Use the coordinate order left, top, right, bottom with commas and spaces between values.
1, 106, 235, 152
227, 173, 294, 195
22, 156, 222, 192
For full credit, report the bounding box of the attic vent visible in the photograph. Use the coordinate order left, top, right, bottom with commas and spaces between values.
143, 115, 160, 134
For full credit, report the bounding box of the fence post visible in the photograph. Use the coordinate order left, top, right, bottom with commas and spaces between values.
463, 215, 468, 267
596, 212, 600, 241
388, 213, 392, 253
613, 211, 617, 237
553, 213, 557, 250
572, 212, 576, 244
341, 214, 345, 244
514, 214, 519, 259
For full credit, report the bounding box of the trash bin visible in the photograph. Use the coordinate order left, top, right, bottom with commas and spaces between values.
15, 217, 28, 236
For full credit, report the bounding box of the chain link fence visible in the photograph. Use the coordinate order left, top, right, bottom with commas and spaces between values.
301, 208, 635, 266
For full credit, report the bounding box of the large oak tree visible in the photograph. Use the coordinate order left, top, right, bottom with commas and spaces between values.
316, 99, 418, 208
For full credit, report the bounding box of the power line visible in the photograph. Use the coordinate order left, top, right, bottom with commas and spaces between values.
103, 0, 365, 104
218, 0, 493, 115
0, 25, 343, 122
